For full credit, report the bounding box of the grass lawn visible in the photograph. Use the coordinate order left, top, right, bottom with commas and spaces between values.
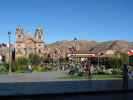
59, 74, 123, 80
92, 74, 122, 80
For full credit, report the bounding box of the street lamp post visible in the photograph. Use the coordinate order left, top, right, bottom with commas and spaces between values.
98, 54, 100, 68
74, 37, 77, 64
97, 53, 104, 70
8, 32, 12, 73
97, 53, 101, 69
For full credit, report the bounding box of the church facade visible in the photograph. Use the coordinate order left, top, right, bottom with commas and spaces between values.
15, 26, 45, 57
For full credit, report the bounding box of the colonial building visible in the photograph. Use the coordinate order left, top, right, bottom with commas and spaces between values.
15, 26, 45, 57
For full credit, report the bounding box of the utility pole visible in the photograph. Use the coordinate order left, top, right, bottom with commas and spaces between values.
8, 32, 12, 73
123, 64, 128, 90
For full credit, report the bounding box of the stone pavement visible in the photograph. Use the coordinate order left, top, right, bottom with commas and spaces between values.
0, 71, 67, 83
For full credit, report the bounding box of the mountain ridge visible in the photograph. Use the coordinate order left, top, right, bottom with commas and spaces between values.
45, 40, 131, 58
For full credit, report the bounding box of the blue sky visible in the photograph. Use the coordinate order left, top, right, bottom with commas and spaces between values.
0, 0, 132, 43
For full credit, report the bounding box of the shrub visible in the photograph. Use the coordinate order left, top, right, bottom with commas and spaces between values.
77, 71, 84, 76
0, 63, 8, 74
112, 69, 122, 75
32, 65, 53, 72
15, 65, 27, 73
32, 66, 45, 72
15, 57, 29, 66
29, 54, 42, 65
15, 57, 29, 72
95, 71, 106, 75
104, 68, 113, 75
67, 63, 84, 76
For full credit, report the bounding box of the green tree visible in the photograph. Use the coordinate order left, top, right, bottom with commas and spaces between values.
15, 57, 29, 65
119, 52, 128, 65
109, 52, 128, 74
15, 57, 29, 72
29, 53, 42, 65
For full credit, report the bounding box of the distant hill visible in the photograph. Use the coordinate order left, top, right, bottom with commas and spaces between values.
46, 40, 130, 58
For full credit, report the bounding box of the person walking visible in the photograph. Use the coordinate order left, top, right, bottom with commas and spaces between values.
28, 65, 32, 73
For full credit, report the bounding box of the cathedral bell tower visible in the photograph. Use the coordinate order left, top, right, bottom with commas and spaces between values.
16, 26, 24, 42
15, 26, 25, 57
34, 27, 45, 55
35, 27, 44, 42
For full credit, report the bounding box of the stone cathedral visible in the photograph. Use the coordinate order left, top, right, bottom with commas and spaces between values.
15, 26, 45, 57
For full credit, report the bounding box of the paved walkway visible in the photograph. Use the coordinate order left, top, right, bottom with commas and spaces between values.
0, 71, 67, 83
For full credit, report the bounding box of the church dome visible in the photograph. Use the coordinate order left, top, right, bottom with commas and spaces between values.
36, 26, 43, 31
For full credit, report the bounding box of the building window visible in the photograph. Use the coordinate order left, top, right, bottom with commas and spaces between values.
39, 35, 41, 40
39, 49, 41, 53
18, 35, 21, 38
17, 44, 20, 47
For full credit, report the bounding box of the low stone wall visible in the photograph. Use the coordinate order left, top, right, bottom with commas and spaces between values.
0, 80, 133, 96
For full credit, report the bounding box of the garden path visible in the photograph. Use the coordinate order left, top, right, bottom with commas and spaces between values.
0, 71, 67, 83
